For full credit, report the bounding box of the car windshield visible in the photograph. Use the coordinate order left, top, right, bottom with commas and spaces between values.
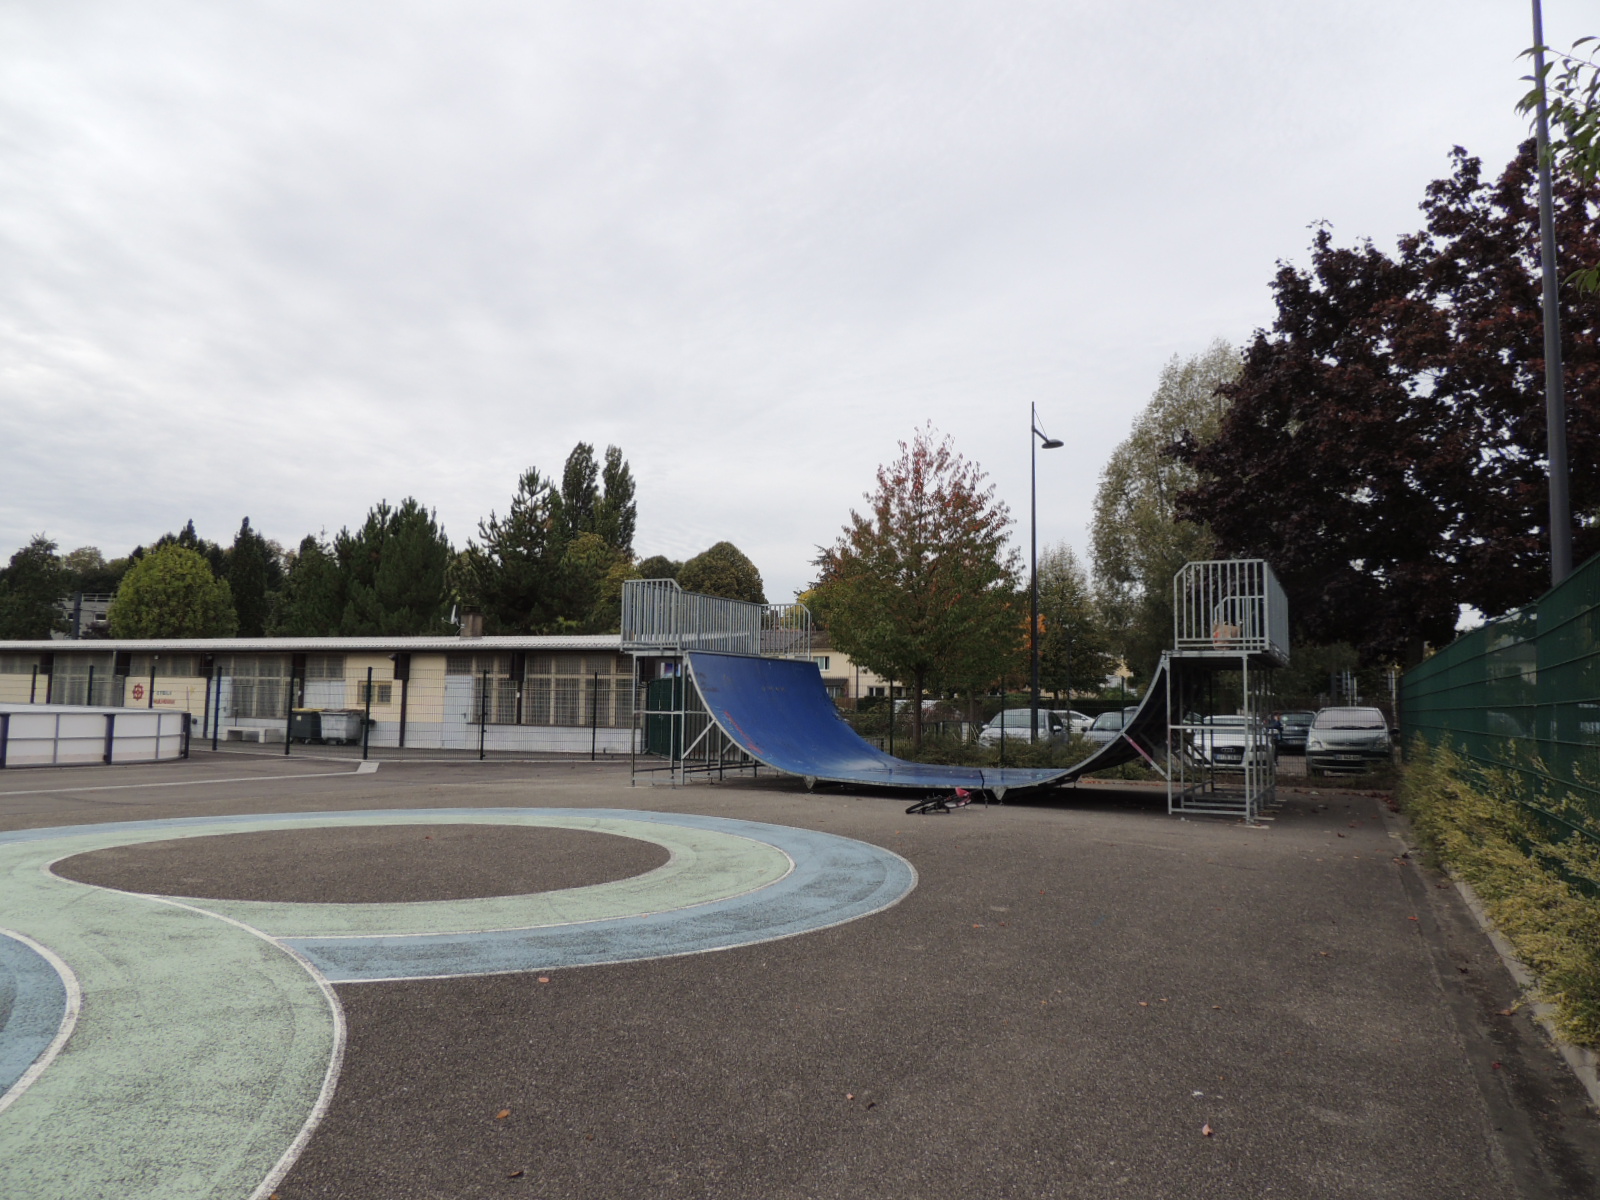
1204, 715, 1247, 726
1313, 707, 1387, 730
1090, 712, 1124, 731
1282, 712, 1314, 727
991, 710, 1057, 729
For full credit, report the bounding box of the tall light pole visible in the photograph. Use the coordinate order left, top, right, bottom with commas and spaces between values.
1531, 0, 1572, 584
1031, 403, 1063, 742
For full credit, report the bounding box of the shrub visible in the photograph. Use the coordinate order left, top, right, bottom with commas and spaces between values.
1401, 741, 1600, 1047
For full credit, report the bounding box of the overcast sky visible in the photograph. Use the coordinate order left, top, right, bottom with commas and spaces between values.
0, 1, 1585, 600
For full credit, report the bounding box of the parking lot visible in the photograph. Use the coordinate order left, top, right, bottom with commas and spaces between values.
2, 749, 1597, 1199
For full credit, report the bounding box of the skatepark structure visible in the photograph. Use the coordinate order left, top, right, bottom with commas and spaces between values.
621, 561, 1289, 818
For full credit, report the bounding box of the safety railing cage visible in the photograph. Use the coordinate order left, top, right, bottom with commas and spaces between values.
621, 578, 812, 659
1172, 560, 1290, 667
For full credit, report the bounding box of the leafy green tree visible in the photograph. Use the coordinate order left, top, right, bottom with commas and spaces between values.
268, 537, 345, 635
224, 517, 282, 637
636, 555, 680, 580
812, 426, 1020, 747
1521, 35, 1600, 290
678, 542, 766, 603
0, 536, 69, 639
1035, 542, 1116, 698
108, 544, 238, 637
61, 546, 129, 595
336, 499, 454, 635
1091, 340, 1238, 678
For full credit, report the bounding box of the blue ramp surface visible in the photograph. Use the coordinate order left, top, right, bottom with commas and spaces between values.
685, 652, 1073, 792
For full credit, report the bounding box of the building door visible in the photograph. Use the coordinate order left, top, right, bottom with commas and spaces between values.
442, 675, 473, 749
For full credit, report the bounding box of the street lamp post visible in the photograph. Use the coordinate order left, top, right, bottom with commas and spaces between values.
1031, 403, 1064, 741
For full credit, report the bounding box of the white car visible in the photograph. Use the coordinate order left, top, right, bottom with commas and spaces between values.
1051, 709, 1093, 736
1195, 714, 1275, 770
1084, 707, 1140, 746
978, 708, 1067, 746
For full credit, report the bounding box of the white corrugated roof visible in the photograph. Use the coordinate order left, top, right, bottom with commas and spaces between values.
0, 634, 623, 654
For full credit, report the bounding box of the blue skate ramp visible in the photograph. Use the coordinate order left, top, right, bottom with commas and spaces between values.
684, 652, 1074, 792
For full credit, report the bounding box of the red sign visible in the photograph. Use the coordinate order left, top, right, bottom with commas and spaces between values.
131, 683, 145, 701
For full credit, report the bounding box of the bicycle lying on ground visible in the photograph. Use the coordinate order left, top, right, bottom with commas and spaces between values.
905, 787, 984, 815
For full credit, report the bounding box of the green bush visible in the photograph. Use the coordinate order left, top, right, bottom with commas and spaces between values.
1401, 741, 1600, 1048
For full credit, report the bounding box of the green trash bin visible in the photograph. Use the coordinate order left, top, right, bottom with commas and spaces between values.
289, 709, 323, 742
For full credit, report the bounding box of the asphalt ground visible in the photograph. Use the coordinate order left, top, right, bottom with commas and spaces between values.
3, 749, 1599, 1199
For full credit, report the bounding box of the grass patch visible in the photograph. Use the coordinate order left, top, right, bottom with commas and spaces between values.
1400, 740, 1600, 1048
899, 734, 1161, 781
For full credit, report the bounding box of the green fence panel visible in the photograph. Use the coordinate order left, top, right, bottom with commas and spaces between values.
1401, 552, 1600, 839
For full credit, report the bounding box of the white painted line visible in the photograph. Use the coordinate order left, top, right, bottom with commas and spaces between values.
0, 927, 82, 1117
0, 762, 379, 798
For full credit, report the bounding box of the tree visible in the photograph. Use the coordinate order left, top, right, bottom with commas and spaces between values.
811, 426, 1021, 747
61, 546, 129, 595
224, 517, 281, 637
1521, 36, 1600, 290
0, 536, 68, 639
636, 555, 680, 581
678, 542, 766, 603
268, 536, 345, 635
1035, 542, 1116, 698
1175, 145, 1600, 662
336, 499, 454, 635
1091, 340, 1238, 678
593, 446, 638, 556
108, 544, 238, 638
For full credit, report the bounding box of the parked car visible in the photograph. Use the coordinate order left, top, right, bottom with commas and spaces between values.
1083, 706, 1140, 747
1275, 710, 1316, 754
1196, 714, 1275, 770
1051, 709, 1093, 736
1305, 706, 1392, 775
978, 708, 1067, 746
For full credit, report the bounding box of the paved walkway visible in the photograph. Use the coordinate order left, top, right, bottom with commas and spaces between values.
0, 754, 1595, 1198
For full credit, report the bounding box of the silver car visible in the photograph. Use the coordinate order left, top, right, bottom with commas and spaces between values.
1052, 709, 1093, 736
978, 708, 1067, 746
1084, 707, 1140, 746
1306, 707, 1392, 775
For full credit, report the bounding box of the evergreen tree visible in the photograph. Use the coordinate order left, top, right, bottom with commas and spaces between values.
1035, 543, 1116, 698
678, 542, 766, 603
108, 544, 238, 637
224, 517, 281, 637
555, 443, 600, 543
593, 446, 638, 555
636, 555, 680, 581
61, 547, 129, 595
460, 468, 569, 633
0, 535, 68, 639
268, 537, 345, 635
336, 499, 454, 635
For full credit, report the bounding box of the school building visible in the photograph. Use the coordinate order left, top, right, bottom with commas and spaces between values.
0, 634, 638, 754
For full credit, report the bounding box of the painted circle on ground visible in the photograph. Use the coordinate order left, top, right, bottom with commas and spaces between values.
0, 809, 915, 1200
52, 823, 673, 903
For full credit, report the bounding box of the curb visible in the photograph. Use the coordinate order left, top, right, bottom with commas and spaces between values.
1379, 800, 1600, 1115
1448, 875, 1600, 1114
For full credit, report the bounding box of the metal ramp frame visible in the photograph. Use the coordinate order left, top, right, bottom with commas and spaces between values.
1165, 560, 1288, 823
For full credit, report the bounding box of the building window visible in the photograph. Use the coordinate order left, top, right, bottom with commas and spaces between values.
131, 655, 198, 678
305, 655, 345, 680
0, 654, 41, 675
867, 686, 886, 697
823, 683, 845, 699
354, 680, 394, 706
217, 656, 289, 719
522, 653, 633, 728
813, 656, 831, 672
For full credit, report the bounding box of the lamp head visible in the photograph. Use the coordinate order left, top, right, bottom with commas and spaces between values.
1039, 436, 1064, 450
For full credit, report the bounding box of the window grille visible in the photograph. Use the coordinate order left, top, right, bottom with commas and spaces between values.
0, 655, 40, 674
552, 677, 582, 725
217, 655, 289, 718
305, 655, 346, 680
521, 653, 632, 727
524, 677, 552, 725
446, 654, 473, 675
554, 655, 580, 676
131, 655, 198, 678
354, 681, 394, 706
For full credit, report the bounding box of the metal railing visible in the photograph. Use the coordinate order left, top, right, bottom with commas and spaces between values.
0, 706, 190, 767
621, 578, 811, 659
1172, 559, 1290, 666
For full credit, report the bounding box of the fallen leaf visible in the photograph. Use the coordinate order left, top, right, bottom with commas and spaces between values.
972, 923, 983, 928
1407, 916, 1419, 922
537, 976, 550, 984
1138, 1001, 1150, 1007
1337, 833, 1345, 838
1499, 1008, 1515, 1017
508, 1169, 524, 1178
1212, 1005, 1222, 1010
845, 1093, 854, 1100
865, 1101, 876, 1110
1202, 1124, 1214, 1137
496, 1109, 511, 1120
1319, 951, 1331, 957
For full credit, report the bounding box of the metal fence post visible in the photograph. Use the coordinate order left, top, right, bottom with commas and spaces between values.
103, 713, 115, 764
29, 665, 37, 704
86, 664, 95, 709
591, 671, 599, 761
212, 670, 223, 751
284, 669, 295, 756
478, 669, 488, 760
0, 712, 9, 768
362, 667, 373, 761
